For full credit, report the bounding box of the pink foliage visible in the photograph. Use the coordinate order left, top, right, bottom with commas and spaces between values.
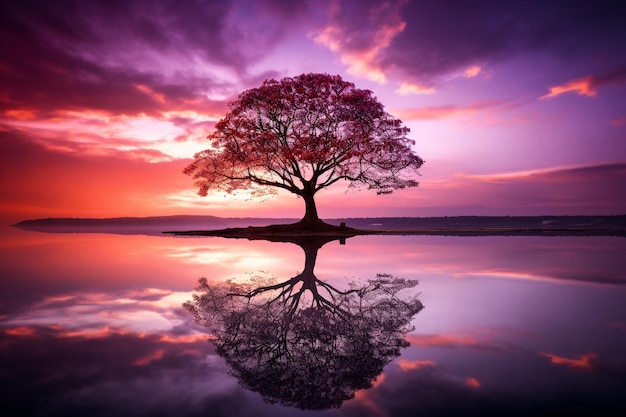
184, 73, 424, 220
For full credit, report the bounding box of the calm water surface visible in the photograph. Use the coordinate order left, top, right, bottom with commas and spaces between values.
1, 226, 625, 416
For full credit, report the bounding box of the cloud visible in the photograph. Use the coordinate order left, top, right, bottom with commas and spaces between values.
1, 110, 216, 162
418, 163, 626, 217
313, 0, 408, 83
392, 100, 511, 121
541, 352, 597, 371
0, 129, 194, 221
396, 359, 435, 371
541, 68, 626, 99
0, 0, 305, 118
395, 82, 436, 96
541, 76, 598, 99
405, 328, 525, 353
463, 66, 482, 78
0, 325, 259, 417
313, 1, 626, 86
540, 351, 626, 382
465, 377, 481, 389
406, 334, 485, 349
609, 115, 626, 127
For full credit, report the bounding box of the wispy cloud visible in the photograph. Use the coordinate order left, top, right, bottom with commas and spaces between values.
541, 352, 597, 371
609, 115, 626, 127
392, 100, 510, 121
396, 359, 435, 371
395, 82, 436, 95
541, 68, 626, 99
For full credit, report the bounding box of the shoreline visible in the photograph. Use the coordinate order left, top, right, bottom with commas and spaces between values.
164, 227, 626, 239
14, 214, 626, 238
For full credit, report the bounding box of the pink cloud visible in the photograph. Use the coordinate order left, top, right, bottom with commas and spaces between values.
4, 327, 37, 337
465, 377, 481, 389
396, 359, 435, 371
377, 2, 626, 88
392, 100, 511, 121
541, 76, 597, 99
463, 65, 482, 78
413, 163, 626, 216
134, 349, 166, 366
313, 0, 407, 83
541, 352, 597, 371
395, 82, 436, 95
609, 115, 626, 127
0, 132, 194, 221
541, 68, 626, 99
406, 334, 486, 350
352, 373, 387, 416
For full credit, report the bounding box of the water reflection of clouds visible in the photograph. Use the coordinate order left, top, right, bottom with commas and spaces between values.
321, 235, 626, 286
3, 289, 194, 335
0, 325, 247, 417
342, 350, 626, 417
2, 230, 626, 416
166, 244, 293, 272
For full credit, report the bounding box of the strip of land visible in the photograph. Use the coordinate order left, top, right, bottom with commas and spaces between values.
13, 215, 626, 237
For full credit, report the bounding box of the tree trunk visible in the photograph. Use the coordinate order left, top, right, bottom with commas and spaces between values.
299, 184, 323, 226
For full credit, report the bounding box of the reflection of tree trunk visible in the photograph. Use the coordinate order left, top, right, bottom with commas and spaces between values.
295, 239, 352, 317
241, 237, 341, 316
298, 240, 320, 292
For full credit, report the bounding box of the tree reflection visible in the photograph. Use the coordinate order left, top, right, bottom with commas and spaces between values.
184, 237, 423, 410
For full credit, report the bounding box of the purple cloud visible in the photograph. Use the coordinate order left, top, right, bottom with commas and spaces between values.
0, 0, 308, 117
315, 0, 626, 86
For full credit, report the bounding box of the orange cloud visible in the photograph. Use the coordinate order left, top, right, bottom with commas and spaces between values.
541, 352, 597, 371
406, 334, 482, 349
56, 326, 120, 339
396, 359, 435, 371
396, 82, 436, 95
541, 76, 597, 99
393, 100, 506, 121
4, 326, 37, 336
313, 1, 407, 83
465, 377, 481, 389
464, 65, 482, 78
353, 374, 387, 416
541, 68, 626, 99
134, 349, 165, 366
158, 334, 211, 344
133, 84, 167, 104
3, 109, 39, 120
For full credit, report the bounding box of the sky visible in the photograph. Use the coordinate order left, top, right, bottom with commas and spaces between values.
1, 0, 625, 223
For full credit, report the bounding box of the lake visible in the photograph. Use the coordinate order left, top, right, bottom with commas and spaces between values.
1, 225, 625, 416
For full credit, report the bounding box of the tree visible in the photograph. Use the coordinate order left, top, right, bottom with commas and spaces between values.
184, 73, 424, 226
184, 236, 423, 409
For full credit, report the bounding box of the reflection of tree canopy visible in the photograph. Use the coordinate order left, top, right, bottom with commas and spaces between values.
184, 238, 423, 410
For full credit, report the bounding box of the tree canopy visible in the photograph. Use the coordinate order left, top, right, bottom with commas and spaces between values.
184, 73, 424, 225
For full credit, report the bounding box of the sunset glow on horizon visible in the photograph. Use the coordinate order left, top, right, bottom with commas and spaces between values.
1, 0, 625, 223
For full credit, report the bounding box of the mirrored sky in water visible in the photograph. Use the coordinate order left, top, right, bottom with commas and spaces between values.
1, 227, 626, 416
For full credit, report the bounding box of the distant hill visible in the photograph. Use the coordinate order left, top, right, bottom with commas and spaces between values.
13, 214, 626, 236
13, 215, 295, 235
